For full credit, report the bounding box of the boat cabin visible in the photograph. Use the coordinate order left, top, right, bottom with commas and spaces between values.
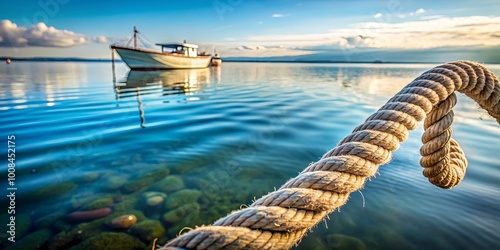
156, 43, 200, 57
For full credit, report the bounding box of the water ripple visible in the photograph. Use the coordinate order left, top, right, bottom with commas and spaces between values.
0, 62, 498, 250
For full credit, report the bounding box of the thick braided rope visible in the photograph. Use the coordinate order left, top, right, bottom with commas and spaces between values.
159, 61, 500, 250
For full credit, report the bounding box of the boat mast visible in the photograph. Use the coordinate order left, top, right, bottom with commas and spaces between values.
133, 26, 138, 49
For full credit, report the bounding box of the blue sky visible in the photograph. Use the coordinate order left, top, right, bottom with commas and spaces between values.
1, 0, 500, 61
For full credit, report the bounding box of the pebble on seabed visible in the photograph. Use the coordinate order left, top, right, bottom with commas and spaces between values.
146, 196, 164, 206
142, 191, 166, 206
110, 214, 137, 229
67, 208, 112, 221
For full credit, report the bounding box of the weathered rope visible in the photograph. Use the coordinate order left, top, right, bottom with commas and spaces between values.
159, 61, 500, 250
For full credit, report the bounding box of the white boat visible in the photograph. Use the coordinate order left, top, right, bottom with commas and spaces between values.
211, 53, 222, 67
111, 27, 212, 70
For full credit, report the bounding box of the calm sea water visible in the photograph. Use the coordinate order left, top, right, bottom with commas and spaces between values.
0, 61, 499, 250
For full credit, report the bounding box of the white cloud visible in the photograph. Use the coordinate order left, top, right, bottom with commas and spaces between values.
346, 16, 500, 49
225, 16, 500, 54
400, 8, 427, 18
92, 36, 108, 44
415, 8, 426, 15
374, 13, 383, 18
272, 13, 290, 18
420, 15, 445, 20
0, 20, 106, 47
237, 45, 268, 50
224, 44, 312, 57
248, 33, 335, 43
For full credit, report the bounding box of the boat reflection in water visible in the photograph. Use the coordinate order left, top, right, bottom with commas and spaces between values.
113, 68, 212, 127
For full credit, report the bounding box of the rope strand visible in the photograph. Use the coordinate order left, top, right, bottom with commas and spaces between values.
159, 60, 500, 250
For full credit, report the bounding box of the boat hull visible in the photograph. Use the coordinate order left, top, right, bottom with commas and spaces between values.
112, 46, 212, 70
211, 58, 222, 67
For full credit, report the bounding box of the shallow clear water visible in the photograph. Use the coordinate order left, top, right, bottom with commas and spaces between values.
0, 61, 499, 250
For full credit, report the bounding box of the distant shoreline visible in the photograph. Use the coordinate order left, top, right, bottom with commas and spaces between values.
0, 57, 119, 62
1, 57, 498, 65
222, 60, 440, 64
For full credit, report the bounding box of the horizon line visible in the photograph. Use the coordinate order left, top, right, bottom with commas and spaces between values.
1, 56, 499, 65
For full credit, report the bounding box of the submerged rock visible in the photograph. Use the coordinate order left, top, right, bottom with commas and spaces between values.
53, 220, 72, 232
67, 208, 112, 222
146, 196, 164, 206
69, 232, 145, 250
327, 233, 367, 250
35, 210, 67, 229
81, 196, 114, 211
80, 172, 100, 183
50, 210, 145, 249
69, 192, 98, 209
381, 231, 416, 249
297, 236, 329, 250
110, 210, 146, 223
121, 176, 156, 194
150, 167, 170, 181
142, 191, 167, 198
142, 191, 167, 206
128, 219, 165, 242
162, 202, 200, 224
29, 182, 78, 202
149, 175, 184, 193
0, 215, 11, 247
48, 230, 78, 250
170, 158, 204, 173
0, 213, 32, 248
16, 214, 32, 239
113, 196, 138, 214
5, 229, 51, 250
141, 193, 166, 217
166, 218, 198, 237
165, 189, 201, 209
104, 176, 128, 190
110, 214, 137, 229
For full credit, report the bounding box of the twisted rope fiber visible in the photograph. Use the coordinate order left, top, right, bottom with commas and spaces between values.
159, 61, 500, 250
